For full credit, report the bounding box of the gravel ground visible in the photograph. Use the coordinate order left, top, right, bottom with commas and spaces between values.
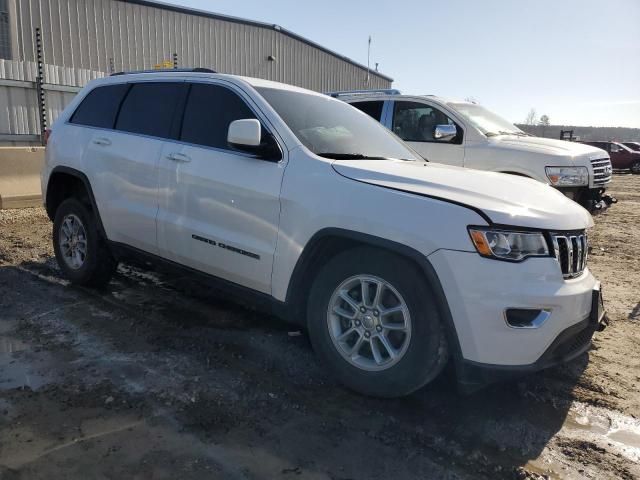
0, 175, 638, 479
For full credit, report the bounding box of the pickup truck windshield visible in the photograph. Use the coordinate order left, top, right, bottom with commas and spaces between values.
256, 87, 418, 161
449, 103, 526, 137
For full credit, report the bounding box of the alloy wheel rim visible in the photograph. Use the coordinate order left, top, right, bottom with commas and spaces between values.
632, 162, 640, 173
326, 274, 412, 371
59, 214, 88, 270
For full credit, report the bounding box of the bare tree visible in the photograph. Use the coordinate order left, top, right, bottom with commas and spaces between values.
539, 114, 550, 137
524, 108, 538, 125
464, 96, 478, 104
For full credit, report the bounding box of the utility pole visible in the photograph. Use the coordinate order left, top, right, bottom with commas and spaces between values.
367, 36, 371, 86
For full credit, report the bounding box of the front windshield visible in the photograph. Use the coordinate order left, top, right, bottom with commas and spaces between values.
256, 87, 419, 161
623, 142, 640, 152
448, 102, 525, 137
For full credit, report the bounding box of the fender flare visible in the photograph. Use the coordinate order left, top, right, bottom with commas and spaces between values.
47, 166, 107, 237
285, 227, 464, 365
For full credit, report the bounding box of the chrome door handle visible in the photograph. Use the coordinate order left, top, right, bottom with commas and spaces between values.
167, 152, 191, 163
92, 137, 111, 146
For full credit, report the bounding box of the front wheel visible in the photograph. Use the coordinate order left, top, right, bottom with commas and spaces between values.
307, 247, 449, 397
53, 197, 117, 287
631, 161, 640, 174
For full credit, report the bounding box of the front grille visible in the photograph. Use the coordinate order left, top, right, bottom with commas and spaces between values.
552, 232, 588, 279
591, 158, 612, 186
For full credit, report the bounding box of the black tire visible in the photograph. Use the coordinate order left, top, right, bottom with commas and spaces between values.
53, 197, 117, 287
631, 161, 640, 174
307, 246, 449, 398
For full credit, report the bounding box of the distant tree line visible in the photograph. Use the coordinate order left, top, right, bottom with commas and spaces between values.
516, 123, 640, 142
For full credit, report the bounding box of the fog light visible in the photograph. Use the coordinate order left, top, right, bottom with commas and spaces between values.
505, 309, 551, 328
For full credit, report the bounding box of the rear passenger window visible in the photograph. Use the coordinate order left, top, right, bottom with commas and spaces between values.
115, 83, 186, 138
350, 101, 384, 121
70, 84, 129, 129
181, 84, 257, 149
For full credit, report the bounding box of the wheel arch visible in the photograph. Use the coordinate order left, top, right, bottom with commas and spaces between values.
284, 228, 463, 363
46, 166, 106, 237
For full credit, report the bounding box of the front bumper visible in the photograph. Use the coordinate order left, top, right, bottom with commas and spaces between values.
557, 186, 616, 212
456, 316, 599, 392
428, 249, 600, 367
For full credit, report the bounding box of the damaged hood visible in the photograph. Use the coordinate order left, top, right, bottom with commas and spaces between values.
490, 135, 603, 159
332, 160, 594, 231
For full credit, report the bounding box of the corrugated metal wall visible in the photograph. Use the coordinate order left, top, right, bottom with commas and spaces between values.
0, 59, 105, 143
10, 0, 391, 92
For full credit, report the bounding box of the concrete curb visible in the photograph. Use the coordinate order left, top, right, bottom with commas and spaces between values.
0, 147, 45, 209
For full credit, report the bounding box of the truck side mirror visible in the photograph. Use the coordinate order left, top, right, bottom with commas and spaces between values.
434, 124, 457, 142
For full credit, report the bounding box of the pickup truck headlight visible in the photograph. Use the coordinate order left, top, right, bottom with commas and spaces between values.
468, 227, 550, 261
545, 166, 588, 186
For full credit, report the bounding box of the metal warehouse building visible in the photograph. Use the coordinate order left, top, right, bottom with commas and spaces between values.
1, 0, 392, 92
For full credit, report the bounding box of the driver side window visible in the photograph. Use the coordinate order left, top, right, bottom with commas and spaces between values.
391, 101, 461, 144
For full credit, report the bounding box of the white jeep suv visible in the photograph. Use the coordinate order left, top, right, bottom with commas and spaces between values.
42, 70, 606, 397
333, 91, 614, 211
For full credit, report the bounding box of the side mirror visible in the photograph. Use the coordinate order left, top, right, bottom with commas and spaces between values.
227, 119, 282, 161
434, 124, 457, 142
228, 119, 262, 148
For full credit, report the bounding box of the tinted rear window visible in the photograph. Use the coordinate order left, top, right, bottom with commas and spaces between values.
181, 83, 256, 149
70, 84, 130, 129
350, 101, 384, 121
115, 82, 186, 139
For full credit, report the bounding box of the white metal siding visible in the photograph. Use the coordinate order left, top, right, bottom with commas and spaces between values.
0, 59, 105, 139
1, 0, 393, 142
9, 0, 391, 91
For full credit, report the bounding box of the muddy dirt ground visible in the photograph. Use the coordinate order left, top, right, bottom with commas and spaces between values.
0, 175, 638, 480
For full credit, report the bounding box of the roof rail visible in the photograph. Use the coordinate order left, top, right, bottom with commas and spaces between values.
326, 89, 402, 98
111, 67, 217, 76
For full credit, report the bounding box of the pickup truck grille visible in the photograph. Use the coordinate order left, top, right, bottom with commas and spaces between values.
551, 232, 588, 279
591, 158, 612, 186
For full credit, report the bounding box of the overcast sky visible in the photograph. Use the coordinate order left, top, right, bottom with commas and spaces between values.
168, 0, 639, 128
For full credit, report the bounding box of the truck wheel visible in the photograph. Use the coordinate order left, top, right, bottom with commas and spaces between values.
631, 161, 640, 174
307, 247, 449, 397
53, 197, 117, 287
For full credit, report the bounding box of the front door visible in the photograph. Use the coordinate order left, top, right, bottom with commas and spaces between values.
157, 82, 285, 294
389, 100, 465, 166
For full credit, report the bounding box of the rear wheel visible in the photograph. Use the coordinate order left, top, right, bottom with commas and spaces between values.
631, 161, 640, 174
307, 247, 449, 397
53, 197, 117, 287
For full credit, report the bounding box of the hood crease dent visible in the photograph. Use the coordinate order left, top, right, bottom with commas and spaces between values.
332, 160, 594, 231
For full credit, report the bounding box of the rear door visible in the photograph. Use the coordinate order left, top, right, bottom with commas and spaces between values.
388, 100, 465, 166
157, 82, 285, 294
83, 81, 187, 254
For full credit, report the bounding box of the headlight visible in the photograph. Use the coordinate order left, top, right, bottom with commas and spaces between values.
468, 227, 550, 261
545, 166, 588, 186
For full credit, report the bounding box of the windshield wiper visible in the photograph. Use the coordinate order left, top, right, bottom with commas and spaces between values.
317, 153, 394, 160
